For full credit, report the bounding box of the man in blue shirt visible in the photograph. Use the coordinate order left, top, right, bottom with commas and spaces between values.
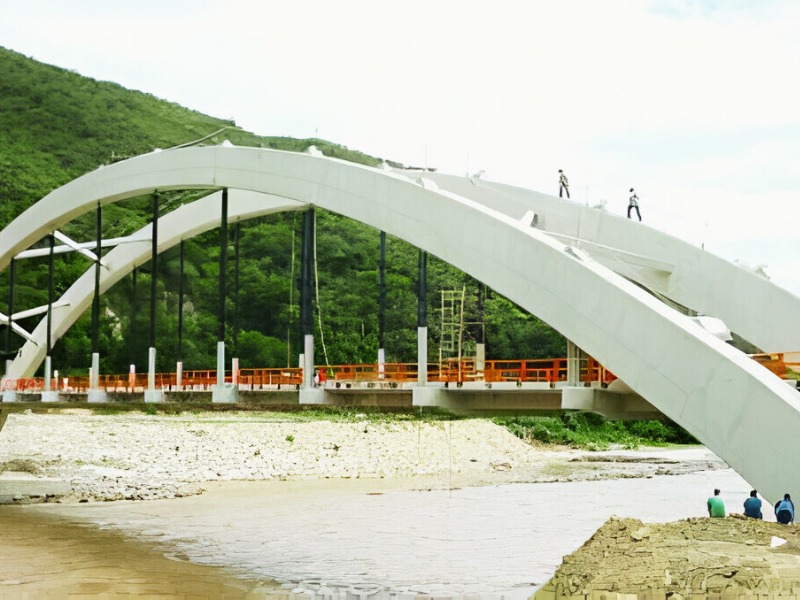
775, 493, 795, 524
743, 490, 762, 519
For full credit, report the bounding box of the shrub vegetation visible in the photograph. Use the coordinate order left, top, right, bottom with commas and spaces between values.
495, 412, 698, 450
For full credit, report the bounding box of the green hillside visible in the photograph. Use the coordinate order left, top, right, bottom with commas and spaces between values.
0, 46, 565, 376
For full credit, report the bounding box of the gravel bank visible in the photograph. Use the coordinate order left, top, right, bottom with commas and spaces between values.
536, 515, 800, 597
0, 411, 724, 502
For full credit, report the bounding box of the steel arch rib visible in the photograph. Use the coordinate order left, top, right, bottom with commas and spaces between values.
0, 146, 798, 500
6, 188, 304, 380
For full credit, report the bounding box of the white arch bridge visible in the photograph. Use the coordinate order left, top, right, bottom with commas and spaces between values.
1, 146, 799, 500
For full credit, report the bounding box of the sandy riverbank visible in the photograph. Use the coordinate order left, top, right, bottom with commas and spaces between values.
0, 507, 280, 597
0, 410, 723, 502
535, 515, 800, 597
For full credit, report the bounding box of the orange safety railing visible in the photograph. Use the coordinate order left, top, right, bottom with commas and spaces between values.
35, 351, 793, 393
750, 352, 800, 380
325, 363, 438, 383
238, 368, 302, 388
483, 358, 566, 383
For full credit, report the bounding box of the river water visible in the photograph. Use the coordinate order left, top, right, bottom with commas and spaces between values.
2, 450, 767, 598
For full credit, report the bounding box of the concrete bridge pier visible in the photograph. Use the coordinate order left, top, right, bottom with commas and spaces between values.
2, 359, 16, 402
299, 334, 324, 404
212, 341, 239, 403
87, 351, 108, 403
144, 347, 163, 402
417, 326, 428, 385
40, 356, 60, 402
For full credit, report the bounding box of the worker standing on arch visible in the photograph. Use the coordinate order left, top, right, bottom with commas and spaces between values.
628, 188, 641, 221
558, 170, 570, 199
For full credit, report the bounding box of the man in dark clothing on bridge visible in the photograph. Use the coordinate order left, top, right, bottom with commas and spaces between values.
558, 170, 570, 199
628, 188, 641, 221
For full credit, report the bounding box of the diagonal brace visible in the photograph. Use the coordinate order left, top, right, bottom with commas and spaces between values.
0, 313, 39, 345
53, 231, 108, 268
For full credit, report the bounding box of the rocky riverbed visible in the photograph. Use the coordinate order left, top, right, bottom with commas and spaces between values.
536, 515, 800, 597
0, 410, 724, 502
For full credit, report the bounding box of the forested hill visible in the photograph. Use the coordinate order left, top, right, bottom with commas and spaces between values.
0, 46, 565, 376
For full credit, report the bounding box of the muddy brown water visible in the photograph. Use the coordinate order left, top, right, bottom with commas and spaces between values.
0, 508, 280, 597
0, 450, 761, 598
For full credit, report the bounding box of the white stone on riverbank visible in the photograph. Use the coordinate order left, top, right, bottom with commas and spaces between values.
0, 412, 723, 502
0, 413, 545, 501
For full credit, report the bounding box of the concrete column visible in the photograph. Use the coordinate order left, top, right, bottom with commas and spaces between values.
417, 326, 428, 385
88, 352, 108, 403
128, 364, 135, 392
144, 347, 163, 402
475, 343, 486, 380
2, 359, 16, 402
44, 356, 52, 392
41, 356, 60, 402
90, 352, 99, 388
303, 335, 315, 389
417, 249, 428, 386
216, 341, 225, 387
148, 347, 156, 390
566, 340, 585, 387
232, 358, 239, 386
212, 341, 238, 403
378, 348, 385, 379
176, 361, 183, 391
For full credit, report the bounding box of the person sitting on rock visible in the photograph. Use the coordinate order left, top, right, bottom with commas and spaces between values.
707, 488, 725, 518
744, 489, 762, 519
775, 493, 795, 524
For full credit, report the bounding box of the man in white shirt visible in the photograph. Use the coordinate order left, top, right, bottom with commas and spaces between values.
628, 188, 641, 221
558, 170, 570, 199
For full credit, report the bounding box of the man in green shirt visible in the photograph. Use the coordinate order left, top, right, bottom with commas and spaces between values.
707, 488, 725, 517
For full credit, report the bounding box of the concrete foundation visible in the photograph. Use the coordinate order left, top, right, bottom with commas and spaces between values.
299, 387, 326, 404
144, 390, 164, 403
2, 391, 17, 403
87, 389, 109, 403
212, 383, 239, 404
40, 391, 61, 403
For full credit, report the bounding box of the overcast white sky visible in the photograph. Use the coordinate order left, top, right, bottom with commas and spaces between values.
2, 0, 799, 294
